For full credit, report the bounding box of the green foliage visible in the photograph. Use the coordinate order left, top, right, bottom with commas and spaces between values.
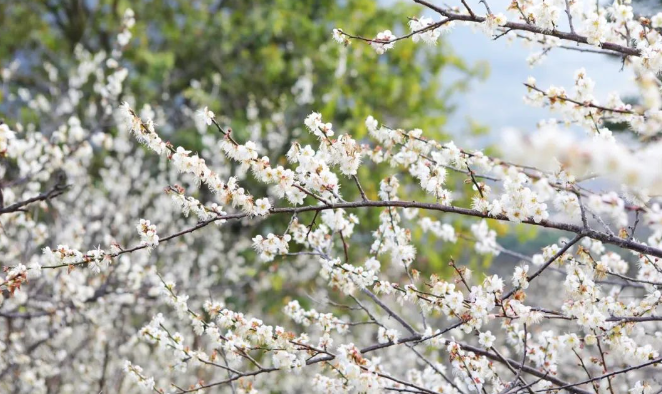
3, 0, 484, 132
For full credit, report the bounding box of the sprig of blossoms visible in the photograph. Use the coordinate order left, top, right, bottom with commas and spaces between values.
166, 185, 228, 223
304, 112, 334, 139
332, 28, 350, 46
284, 300, 348, 334
123, 361, 155, 392
121, 103, 275, 216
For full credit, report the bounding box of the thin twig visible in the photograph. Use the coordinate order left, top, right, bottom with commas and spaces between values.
352, 174, 369, 201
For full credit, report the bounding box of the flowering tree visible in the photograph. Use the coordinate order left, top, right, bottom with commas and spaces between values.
4, 0, 662, 393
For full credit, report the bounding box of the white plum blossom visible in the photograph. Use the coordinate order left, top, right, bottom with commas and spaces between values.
478, 331, 496, 348
370, 30, 396, 55
198, 106, 215, 126
512, 265, 530, 290
136, 219, 159, 248
254, 198, 271, 216
482, 13, 507, 36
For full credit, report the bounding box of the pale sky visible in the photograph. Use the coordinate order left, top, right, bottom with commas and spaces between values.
443, 26, 636, 134
376, 0, 641, 147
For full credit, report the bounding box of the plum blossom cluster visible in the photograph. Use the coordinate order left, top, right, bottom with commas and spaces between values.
288, 218, 334, 250
370, 185, 417, 268
8, 1, 662, 393
166, 185, 228, 223
284, 300, 348, 334
367, 120, 455, 203
123, 361, 155, 392
193, 110, 368, 210
302, 112, 364, 176
333, 343, 383, 392
377, 326, 400, 344
470, 220, 500, 256
136, 219, 159, 248
252, 233, 291, 262
34, 244, 109, 274
366, 115, 557, 227
475, 169, 549, 223
332, 28, 350, 46
445, 341, 496, 392
120, 103, 272, 216
524, 70, 662, 139
409, 17, 445, 45
320, 257, 379, 295
0, 263, 28, 296
481, 12, 508, 36
220, 138, 306, 206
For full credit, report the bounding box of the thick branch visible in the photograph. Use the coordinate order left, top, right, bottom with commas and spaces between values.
412, 0, 640, 57
42, 199, 662, 271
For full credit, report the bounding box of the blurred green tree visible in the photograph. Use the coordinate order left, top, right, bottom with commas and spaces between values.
1, 0, 483, 138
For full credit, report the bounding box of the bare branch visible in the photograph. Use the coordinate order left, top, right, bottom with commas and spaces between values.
0, 183, 69, 215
